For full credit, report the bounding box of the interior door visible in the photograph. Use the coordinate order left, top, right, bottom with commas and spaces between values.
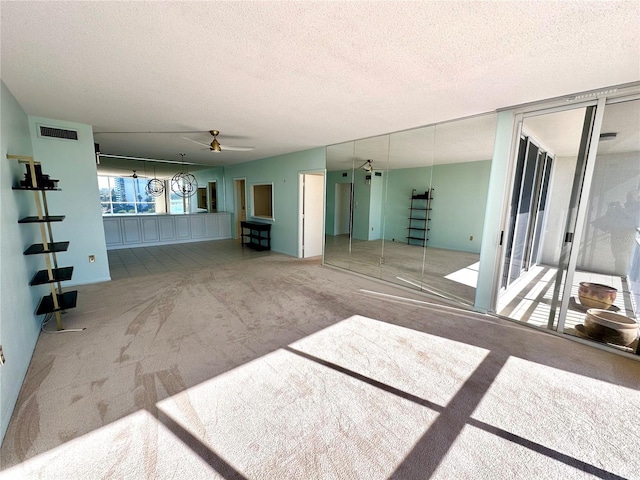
302, 173, 325, 258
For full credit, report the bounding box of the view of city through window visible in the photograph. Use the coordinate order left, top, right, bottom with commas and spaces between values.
98, 176, 156, 214
98, 175, 192, 214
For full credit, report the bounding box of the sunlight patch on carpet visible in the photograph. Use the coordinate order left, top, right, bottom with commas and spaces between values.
470, 356, 640, 479
0, 410, 218, 479
157, 316, 489, 478
433, 424, 600, 479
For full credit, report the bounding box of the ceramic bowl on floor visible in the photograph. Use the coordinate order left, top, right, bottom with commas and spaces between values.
578, 282, 617, 309
584, 309, 638, 346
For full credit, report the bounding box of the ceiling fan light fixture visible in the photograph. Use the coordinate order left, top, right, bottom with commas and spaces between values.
211, 138, 222, 152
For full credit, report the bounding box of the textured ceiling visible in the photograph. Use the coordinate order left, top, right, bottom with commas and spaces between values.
2, 1, 639, 170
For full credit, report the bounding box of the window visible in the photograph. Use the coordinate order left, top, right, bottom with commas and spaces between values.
251, 183, 274, 220
98, 175, 157, 215
167, 179, 192, 214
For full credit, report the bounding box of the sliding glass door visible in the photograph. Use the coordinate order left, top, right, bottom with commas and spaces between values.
557, 97, 640, 353
497, 105, 597, 327
498, 92, 640, 355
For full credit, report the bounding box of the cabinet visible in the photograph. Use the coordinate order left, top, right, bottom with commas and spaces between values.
407, 189, 433, 247
241, 221, 271, 251
9, 155, 77, 330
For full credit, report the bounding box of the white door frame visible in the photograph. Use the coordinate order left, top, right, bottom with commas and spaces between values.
298, 169, 326, 259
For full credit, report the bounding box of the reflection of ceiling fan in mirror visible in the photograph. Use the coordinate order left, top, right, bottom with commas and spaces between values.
127, 170, 148, 179
359, 159, 374, 173
181, 130, 254, 153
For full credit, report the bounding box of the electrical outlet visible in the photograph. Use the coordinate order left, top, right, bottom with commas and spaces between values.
469, 235, 473, 241
0, 346, 5, 366
88, 255, 95, 263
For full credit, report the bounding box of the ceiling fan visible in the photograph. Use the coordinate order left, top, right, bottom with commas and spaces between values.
181, 130, 254, 153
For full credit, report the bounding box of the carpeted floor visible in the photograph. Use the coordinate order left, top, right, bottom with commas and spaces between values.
1, 252, 639, 479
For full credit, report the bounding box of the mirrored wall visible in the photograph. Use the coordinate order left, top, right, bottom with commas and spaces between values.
325, 113, 498, 306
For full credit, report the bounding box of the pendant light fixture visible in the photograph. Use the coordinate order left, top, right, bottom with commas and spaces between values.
145, 162, 165, 197
171, 154, 198, 198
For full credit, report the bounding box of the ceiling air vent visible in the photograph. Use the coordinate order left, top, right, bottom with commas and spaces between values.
38, 125, 78, 141
599, 132, 617, 141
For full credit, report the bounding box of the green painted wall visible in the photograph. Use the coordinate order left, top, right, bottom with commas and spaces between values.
383, 166, 433, 244
212, 148, 326, 256
28, 116, 111, 286
382, 160, 491, 253
430, 160, 491, 253
1, 82, 39, 443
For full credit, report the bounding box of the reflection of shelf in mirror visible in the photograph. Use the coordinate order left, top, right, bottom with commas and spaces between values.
408, 208, 432, 211
407, 227, 430, 231
407, 236, 429, 241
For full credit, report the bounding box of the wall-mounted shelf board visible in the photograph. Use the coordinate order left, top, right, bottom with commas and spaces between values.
24, 242, 70, 255
30, 267, 74, 286
36, 291, 78, 315
18, 215, 65, 223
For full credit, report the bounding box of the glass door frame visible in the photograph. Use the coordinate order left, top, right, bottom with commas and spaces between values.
554, 97, 605, 333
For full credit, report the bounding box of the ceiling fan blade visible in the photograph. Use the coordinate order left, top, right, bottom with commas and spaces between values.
219, 145, 255, 152
181, 136, 211, 148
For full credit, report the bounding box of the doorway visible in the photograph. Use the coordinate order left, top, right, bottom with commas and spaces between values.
334, 182, 353, 235
233, 178, 246, 238
300, 172, 325, 258
209, 181, 217, 212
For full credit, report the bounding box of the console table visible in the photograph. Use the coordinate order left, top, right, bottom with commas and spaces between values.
241, 221, 271, 251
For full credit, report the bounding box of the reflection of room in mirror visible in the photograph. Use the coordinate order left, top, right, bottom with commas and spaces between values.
325, 113, 498, 307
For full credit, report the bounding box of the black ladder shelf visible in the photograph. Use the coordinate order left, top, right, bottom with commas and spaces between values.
407, 188, 433, 247
9, 154, 77, 330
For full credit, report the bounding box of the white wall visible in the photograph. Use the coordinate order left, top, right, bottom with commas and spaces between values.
28, 116, 110, 286
0, 82, 40, 443
540, 156, 577, 265
475, 110, 515, 313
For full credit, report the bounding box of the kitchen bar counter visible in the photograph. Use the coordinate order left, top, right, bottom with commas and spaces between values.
103, 212, 231, 249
